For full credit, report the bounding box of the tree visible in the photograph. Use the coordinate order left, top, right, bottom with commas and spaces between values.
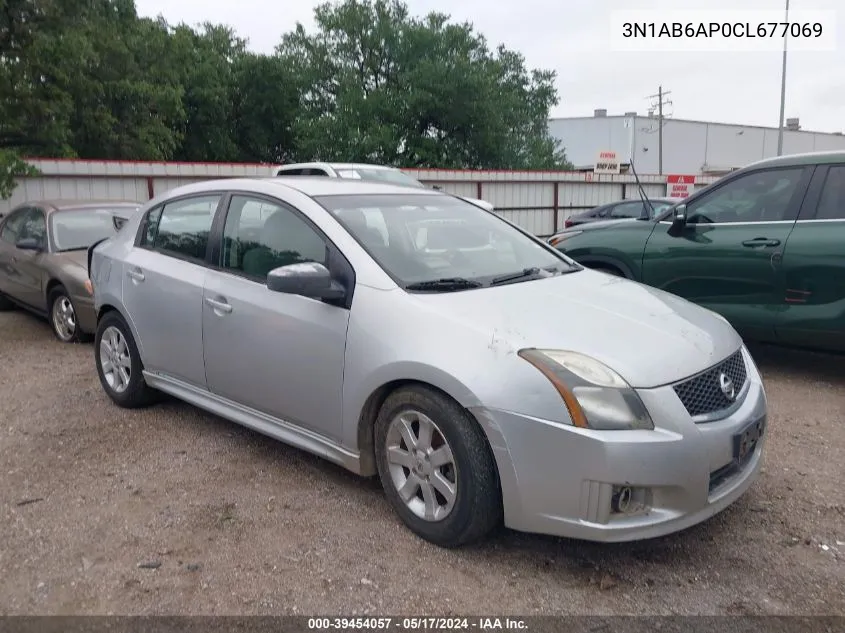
0, 151, 39, 201
278, 0, 569, 169
230, 53, 301, 163
168, 23, 245, 161
0, 0, 185, 161
0, 0, 569, 173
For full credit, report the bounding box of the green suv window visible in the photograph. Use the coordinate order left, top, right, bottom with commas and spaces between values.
686, 168, 804, 224
816, 165, 845, 220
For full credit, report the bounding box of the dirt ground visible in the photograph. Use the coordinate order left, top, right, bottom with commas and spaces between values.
0, 309, 843, 616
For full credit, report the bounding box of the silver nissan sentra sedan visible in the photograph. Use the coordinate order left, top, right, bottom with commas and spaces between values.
88, 177, 767, 548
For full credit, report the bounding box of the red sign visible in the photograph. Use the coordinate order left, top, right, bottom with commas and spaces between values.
666, 174, 695, 198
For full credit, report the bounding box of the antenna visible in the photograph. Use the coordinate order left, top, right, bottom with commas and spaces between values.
628, 159, 654, 220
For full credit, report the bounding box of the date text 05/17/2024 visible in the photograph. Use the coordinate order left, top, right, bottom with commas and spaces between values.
307, 617, 528, 631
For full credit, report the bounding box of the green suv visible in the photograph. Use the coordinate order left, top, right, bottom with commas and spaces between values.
553, 151, 845, 353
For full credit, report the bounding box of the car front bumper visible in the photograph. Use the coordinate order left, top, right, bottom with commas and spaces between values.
71, 294, 97, 334
470, 347, 767, 542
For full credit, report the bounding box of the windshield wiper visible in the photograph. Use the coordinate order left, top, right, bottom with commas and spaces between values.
405, 277, 483, 292
490, 266, 559, 286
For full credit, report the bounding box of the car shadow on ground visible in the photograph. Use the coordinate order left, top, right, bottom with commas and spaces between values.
747, 342, 845, 387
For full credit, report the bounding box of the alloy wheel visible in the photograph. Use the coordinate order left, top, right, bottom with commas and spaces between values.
52, 295, 77, 341
384, 410, 458, 522
99, 325, 132, 394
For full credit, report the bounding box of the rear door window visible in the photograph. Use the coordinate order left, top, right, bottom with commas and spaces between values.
815, 165, 845, 220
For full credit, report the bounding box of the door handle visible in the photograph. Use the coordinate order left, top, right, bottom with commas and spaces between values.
126, 268, 145, 282
205, 296, 232, 314
741, 237, 781, 248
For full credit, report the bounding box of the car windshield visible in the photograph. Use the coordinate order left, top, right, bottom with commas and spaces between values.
316, 193, 579, 289
51, 207, 136, 251
646, 200, 675, 218
335, 168, 426, 189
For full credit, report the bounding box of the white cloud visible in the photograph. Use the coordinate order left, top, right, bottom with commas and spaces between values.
135, 0, 845, 132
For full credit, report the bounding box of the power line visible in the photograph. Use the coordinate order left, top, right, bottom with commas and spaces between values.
646, 86, 672, 175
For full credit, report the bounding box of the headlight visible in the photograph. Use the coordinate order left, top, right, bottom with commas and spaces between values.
518, 349, 654, 430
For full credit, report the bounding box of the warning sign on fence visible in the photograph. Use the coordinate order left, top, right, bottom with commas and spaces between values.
666, 174, 695, 198
594, 150, 620, 175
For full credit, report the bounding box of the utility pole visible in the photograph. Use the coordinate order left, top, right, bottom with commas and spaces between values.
776, 0, 790, 156
646, 86, 672, 174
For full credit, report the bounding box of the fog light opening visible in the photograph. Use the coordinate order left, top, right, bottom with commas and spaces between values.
611, 486, 633, 513
610, 485, 651, 516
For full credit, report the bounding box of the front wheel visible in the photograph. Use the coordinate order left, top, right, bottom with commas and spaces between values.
95, 311, 158, 408
49, 286, 88, 343
374, 385, 502, 548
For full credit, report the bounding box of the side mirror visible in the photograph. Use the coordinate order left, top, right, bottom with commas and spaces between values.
266, 262, 346, 301
667, 204, 688, 237
16, 237, 42, 251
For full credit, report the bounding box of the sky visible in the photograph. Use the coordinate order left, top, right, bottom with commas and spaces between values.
134, 0, 845, 133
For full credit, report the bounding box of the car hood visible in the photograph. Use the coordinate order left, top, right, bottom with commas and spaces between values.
416, 270, 741, 389
50, 250, 88, 273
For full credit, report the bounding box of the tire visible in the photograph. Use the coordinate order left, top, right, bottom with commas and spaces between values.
94, 310, 158, 408
0, 293, 15, 311
374, 385, 502, 548
48, 286, 90, 343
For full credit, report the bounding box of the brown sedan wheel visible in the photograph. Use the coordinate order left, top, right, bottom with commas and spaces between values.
48, 286, 89, 343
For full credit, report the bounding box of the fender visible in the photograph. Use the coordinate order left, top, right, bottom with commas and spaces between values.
577, 255, 636, 280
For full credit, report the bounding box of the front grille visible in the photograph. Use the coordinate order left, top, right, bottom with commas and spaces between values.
673, 349, 747, 419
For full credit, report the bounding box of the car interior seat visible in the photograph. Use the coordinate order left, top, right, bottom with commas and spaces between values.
242, 210, 312, 278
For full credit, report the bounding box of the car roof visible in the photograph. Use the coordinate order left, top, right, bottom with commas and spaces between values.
19, 200, 141, 214
278, 162, 399, 172
163, 177, 443, 201
744, 150, 845, 170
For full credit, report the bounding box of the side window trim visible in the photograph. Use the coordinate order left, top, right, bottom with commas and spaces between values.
680, 165, 812, 226
28, 207, 49, 250
796, 165, 827, 221
208, 190, 357, 309
134, 192, 228, 266
801, 164, 845, 222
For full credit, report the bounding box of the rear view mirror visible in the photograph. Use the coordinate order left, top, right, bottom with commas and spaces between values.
266, 262, 346, 301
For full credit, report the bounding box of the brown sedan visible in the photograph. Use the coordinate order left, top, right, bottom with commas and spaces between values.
0, 200, 141, 342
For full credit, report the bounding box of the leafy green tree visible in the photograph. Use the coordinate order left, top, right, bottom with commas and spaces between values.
169, 23, 245, 161
0, 151, 39, 201
278, 0, 569, 169
0, 0, 185, 160
230, 52, 301, 163
0, 0, 568, 174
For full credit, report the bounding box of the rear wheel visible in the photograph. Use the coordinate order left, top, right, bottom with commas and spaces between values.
374, 385, 502, 548
95, 310, 158, 408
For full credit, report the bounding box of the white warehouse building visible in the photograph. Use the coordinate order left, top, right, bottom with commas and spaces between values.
548, 110, 845, 176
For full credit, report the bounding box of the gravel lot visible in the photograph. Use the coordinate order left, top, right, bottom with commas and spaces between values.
1, 309, 843, 616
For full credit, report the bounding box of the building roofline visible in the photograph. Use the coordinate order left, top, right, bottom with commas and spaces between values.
547, 115, 844, 137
